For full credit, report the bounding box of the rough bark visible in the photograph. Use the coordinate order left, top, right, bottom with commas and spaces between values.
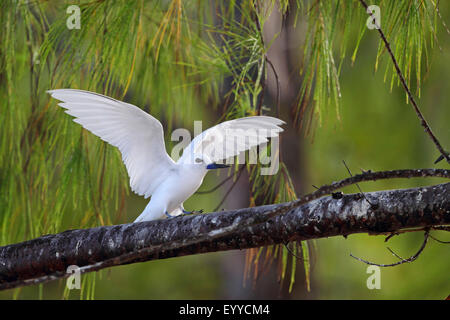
0, 181, 448, 291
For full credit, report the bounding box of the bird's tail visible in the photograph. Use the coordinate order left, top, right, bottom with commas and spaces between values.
134, 200, 183, 222
134, 210, 148, 223
134, 200, 162, 222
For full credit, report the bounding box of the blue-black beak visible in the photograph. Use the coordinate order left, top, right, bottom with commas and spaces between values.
206, 163, 230, 170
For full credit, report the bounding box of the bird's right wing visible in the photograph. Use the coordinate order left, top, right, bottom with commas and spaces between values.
179, 116, 285, 164
48, 89, 175, 199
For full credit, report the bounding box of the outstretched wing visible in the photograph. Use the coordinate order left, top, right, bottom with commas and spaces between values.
48, 89, 175, 199
179, 116, 285, 164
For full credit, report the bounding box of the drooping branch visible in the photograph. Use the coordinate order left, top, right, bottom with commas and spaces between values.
0, 168, 448, 291
359, 0, 450, 164
350, 229, 431, 267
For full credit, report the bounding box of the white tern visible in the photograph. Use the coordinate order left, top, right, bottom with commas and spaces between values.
48, 89, 285, 222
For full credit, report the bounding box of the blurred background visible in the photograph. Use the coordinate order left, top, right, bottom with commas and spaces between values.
0, 0, 449, 299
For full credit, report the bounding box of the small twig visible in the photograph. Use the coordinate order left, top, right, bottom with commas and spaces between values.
431, 0, 450, 36
195, 174, 235, 194
384, 232, 400, 242
283, 241, 303, 261
256, 60, 266, 115
384, 227, 432, 242
429, 234, 450, 244
386, 247, 405, 261
350, 230, 430, 267
289, 168, 449, 212
431, 226, 450, 232
265, 57, 281, 119
253, 1, 281, 118
359, 0, 450, 164
342, 160, 374, 207
213, 165, 246, 211
254, 1, 266, 116
386, 225, 450, 244
434, 153, 450, 165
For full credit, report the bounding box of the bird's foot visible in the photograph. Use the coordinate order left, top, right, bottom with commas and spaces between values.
165, 211, 175, 219
182, 209, 204, 215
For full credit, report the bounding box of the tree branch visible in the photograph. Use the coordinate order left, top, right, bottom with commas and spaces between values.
359, 0, 450, 164
350, 229, 431, 267
0, 169, 448, 291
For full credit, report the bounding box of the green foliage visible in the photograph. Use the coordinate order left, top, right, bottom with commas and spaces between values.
374, 0, 437, 99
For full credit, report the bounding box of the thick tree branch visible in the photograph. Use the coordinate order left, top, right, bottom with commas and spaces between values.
0, 170, 448, 291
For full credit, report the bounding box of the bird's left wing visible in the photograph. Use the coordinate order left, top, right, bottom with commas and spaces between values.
179, 116, 285, 164
48, 89, 175, 199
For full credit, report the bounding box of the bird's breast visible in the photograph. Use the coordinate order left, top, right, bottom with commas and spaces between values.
159, 168, 205, 205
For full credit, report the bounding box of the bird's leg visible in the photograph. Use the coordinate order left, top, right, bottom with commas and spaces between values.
182, 209, 204, 215
179, 203, 203, 215
165, 211, 175, 219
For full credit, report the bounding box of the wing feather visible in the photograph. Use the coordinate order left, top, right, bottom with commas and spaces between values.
48, 89, 175, 198
179, 116, 285, 164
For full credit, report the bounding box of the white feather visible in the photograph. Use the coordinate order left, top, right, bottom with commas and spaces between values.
48, 89, 175, 199
48, 89, 285, 222
179, 116, 285, 164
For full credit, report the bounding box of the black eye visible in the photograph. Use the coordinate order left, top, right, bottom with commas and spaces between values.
195, 158, 202, 163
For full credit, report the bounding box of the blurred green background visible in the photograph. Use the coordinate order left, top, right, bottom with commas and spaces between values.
0, 0, 449, 299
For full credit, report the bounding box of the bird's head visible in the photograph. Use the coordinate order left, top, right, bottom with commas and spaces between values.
191, 154, 230, 171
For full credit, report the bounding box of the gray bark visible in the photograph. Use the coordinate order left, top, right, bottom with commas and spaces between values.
0, 181, 448, 291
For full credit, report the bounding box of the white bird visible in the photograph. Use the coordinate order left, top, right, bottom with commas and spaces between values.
47, 89, 285, 222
